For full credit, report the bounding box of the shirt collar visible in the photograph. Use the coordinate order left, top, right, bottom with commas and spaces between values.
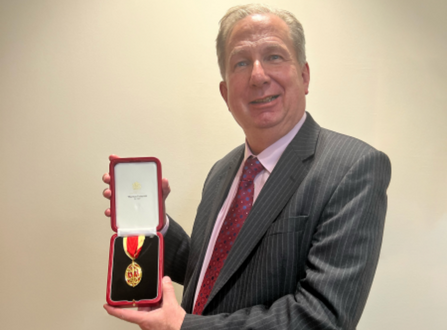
244, 112, 307, 174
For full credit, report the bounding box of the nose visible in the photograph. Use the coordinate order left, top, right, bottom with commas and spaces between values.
249, 60, 270, 87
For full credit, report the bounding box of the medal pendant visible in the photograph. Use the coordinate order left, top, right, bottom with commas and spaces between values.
125, 261, 143, 287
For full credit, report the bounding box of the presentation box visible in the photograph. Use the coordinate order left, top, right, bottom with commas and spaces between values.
106, 157, 164, 307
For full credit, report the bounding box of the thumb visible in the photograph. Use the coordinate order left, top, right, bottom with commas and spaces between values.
161, 276, 177, 304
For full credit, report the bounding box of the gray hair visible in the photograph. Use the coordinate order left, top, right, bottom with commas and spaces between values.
216, 4, 306, 79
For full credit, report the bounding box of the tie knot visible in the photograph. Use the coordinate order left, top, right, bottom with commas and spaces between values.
241, 157, 264, 182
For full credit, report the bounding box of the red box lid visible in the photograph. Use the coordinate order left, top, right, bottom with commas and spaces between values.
109, 157, 163, 235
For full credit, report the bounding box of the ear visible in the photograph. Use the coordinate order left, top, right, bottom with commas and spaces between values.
301, 63, 310, 95
219, 81, 229, 107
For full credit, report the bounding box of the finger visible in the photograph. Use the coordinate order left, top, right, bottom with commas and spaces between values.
104, 208, 111, 217
103, 188, 112, 199
161, 178, 171, 201
103, 304, 146, 324
109, 154, 119, 161
102, 173, 111, 184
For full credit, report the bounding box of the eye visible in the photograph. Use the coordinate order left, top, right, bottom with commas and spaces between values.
268, 54, 282, 61
235, 61, 248, 68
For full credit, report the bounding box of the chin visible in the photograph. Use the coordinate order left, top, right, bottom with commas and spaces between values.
253, 114, 285, 129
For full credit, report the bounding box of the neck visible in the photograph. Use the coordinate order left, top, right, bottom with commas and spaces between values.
245, 128, 290, 155
244, 115, 304, 154
245, 136, 273, 155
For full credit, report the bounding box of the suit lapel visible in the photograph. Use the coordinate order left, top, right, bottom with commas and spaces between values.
197, 148, 244, 260
182, 146, 244, 312
204, 113, 321, 311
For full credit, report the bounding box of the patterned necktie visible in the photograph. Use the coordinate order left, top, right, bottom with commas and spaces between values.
193, 156, 264, 315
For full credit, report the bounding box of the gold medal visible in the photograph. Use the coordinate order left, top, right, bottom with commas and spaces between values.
123, 236, 145, 287
125, 261, 143, 287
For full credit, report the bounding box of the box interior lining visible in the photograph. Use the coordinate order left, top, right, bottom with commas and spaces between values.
110, 235, 159, 302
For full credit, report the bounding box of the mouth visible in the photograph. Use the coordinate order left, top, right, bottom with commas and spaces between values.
250, 95, 280, 104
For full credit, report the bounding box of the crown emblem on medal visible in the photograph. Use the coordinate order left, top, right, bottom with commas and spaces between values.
133, 182, 142, 190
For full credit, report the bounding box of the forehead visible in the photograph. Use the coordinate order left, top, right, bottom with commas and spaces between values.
225, 14, 293, 52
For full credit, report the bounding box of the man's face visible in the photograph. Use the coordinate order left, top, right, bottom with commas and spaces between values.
220, 14, 310, 146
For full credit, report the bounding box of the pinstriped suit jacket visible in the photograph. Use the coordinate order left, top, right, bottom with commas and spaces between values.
164, 112, 391, 330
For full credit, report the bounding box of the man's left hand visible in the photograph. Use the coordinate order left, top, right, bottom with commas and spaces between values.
104, 276, 186, 330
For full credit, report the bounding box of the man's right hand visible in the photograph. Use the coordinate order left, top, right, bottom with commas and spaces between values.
102, 154, 171, 226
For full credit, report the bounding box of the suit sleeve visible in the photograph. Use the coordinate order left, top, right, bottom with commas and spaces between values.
180, 149, 391, 330
163, 216, 191, 285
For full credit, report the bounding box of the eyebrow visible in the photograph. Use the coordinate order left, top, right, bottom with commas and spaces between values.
228, 47, 249, 60
263, 44, 288, 53
228, 43, 289, 60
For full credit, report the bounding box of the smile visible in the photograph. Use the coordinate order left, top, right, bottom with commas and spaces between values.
250, 95, 279, 104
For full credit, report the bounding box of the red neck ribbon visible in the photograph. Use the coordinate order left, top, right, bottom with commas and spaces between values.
126, 236, 143, 259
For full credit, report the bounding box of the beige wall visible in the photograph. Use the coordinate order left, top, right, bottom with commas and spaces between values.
1, 0, 446, 329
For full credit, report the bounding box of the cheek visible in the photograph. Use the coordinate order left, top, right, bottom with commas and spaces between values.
228, 86, 248, 106
228, 72, 250, 91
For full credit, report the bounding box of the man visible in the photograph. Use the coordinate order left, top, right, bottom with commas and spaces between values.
103, 4, 391, 330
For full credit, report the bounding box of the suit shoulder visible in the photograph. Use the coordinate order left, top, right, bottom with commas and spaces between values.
319, 127, 373, 150
304, 127, 391, 196
316, 127, 390, 167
